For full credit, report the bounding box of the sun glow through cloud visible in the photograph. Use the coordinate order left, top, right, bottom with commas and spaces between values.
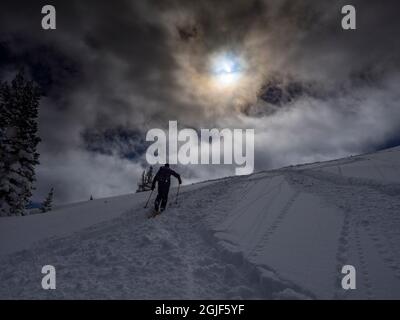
211, 52, 243, 88
174, 48, 259, 114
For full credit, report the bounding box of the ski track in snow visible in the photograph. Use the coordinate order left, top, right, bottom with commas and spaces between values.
286, 169, 400, 299
0, 180, 305, 299
1, 149, 400, 299
249, 189, 301, 258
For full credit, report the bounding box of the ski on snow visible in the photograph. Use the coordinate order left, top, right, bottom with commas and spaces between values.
147, 208, 164, 219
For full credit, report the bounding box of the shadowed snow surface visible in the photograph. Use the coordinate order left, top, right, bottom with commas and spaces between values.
1, 147, 400, 299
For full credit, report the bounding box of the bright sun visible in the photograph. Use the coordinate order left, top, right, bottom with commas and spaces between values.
211, 53, 243, 88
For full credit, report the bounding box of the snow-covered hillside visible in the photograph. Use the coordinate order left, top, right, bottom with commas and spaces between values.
1, 147, 400, 299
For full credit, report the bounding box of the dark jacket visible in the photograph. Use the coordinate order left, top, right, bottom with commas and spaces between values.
151, 166, 182, 190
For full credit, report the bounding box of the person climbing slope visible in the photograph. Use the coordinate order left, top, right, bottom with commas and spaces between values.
151, 164, 182, 213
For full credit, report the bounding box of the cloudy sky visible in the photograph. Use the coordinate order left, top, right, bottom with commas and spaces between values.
1, 0, 400, 204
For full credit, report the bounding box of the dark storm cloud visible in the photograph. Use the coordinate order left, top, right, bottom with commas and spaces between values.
82, 127, 149, 161
1, 0, 400, 203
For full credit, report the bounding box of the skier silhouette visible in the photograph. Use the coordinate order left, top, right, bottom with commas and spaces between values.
151, 164, 182, 212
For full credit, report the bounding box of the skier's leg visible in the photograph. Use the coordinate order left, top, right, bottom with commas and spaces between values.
155, 182, 166, 212
160, 188, 169, 211
154, 193, 161, 211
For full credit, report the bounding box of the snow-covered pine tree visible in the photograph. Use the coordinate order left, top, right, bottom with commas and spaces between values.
141, 170, 146, 185
41, 187, 54, 213
0, 71, 41, 216
146, 166, 153, 185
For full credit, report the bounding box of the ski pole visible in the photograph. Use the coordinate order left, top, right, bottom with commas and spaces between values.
144, 189, 154, 208
175, 184, 180, 204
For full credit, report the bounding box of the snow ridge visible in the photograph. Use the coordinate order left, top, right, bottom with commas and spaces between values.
1, 147, 400, 299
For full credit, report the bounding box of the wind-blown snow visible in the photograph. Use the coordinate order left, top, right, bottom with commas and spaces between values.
1, 147, 400, 299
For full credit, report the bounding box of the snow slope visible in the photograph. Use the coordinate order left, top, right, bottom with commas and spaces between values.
1, 147, 400, 299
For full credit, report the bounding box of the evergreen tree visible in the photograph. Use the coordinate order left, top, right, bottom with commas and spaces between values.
141, 170, 146, 185
90, 195, 93, 201
0, 71, 41, 216
41, 187, 54, 213
146, 166, 153, 184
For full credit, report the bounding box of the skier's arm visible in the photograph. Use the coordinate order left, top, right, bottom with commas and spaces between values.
171, 170, 182, 184
151, 171, 160, 190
